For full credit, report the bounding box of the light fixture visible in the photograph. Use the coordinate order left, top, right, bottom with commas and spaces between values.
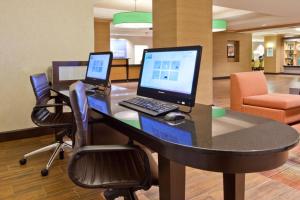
113, 0, 152, 29
113, 12, 152, 29
212, 19, 227, 32
295, 27, 300, 32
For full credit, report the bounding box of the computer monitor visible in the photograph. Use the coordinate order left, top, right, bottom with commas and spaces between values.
137, 46, 202, 107
85, 52, 113, 86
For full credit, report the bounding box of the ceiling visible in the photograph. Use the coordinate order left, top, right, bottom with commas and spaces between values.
94, 0, 300, 38
252, 27, 300, 42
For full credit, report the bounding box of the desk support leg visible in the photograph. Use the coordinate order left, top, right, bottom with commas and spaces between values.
223, 173, 245, 200
158, 155, 185, 200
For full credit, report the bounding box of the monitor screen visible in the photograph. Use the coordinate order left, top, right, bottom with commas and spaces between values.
85, 52, 113, 86
140, 115, 193, 146
137, 46, 202, 107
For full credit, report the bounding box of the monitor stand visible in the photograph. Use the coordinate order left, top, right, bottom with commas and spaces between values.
85, 81, 111, 96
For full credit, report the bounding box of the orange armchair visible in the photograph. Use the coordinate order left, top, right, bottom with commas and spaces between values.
230, 71, 300, 124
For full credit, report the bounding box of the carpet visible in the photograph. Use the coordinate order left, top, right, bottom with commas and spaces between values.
261, 144, 300, 190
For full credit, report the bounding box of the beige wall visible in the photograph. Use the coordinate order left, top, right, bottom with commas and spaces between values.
94, 19, 110, 51
0, 0, 94, 132
213, 32, 252, 78
264, 35, 283, 73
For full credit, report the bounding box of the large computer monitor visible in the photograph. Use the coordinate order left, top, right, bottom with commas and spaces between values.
137, 46, 202, 107
85, 52, 113, 86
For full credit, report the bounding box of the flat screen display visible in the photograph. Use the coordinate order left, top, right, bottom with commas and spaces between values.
140, 50, 197, 94
137, 46, 202, 106
140, 115, 193, 146
85, 52, 113, 86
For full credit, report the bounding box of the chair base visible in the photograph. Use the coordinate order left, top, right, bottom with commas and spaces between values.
19, 139, 72, 176
104, 188, 138, 200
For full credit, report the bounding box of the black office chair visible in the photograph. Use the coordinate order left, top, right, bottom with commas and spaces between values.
19, 73, 74, 176
68, 81, 155, 200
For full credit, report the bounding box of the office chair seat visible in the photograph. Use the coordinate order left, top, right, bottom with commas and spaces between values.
69, 149, 150, 188
32, 108, 73, 128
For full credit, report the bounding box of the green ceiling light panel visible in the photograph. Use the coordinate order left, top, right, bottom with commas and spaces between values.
113, 12, 152, 29
213, 19, 227, 32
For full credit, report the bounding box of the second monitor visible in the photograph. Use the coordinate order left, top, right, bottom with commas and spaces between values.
85, 52, 113, 87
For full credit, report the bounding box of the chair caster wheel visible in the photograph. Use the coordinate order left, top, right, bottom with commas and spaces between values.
41, 169, 48, 176
19, 158, 27, 165
59, 151, 64, 160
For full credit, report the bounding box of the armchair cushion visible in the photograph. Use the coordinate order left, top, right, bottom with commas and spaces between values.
230, 71, 268, 111
243, 93, 300, 110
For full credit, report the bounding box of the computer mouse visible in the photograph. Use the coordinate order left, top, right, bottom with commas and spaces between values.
164, 112, 185, 121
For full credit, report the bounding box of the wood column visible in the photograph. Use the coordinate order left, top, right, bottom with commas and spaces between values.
153, 0, 213, 104
264, 35, 283, 73
94, 19, 110, 51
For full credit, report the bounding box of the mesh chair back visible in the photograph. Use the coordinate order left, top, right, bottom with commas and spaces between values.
69, 81, 90, 148
30, 73, 51, 105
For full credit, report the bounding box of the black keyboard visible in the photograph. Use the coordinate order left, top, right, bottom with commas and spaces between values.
119, 97, 179, 116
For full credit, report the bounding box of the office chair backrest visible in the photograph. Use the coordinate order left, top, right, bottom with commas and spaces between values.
30, 73, 51, 105
69, 81, 90, 148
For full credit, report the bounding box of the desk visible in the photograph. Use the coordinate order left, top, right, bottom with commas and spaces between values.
52, 85, 299, 200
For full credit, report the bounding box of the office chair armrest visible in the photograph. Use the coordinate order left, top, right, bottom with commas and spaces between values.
34, 103, 69, 109
75, 144, 141, 154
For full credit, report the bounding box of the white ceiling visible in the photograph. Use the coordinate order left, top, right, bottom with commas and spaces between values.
94, 0, 300, 38
214, 0, 300, 18
252, 27, 300, 42
94, 0, 151, 12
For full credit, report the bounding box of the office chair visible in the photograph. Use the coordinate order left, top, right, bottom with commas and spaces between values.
68, 81, 155, 200
19, 73, 74, 176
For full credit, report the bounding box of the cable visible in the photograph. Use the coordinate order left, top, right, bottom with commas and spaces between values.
179, 106, 193, 114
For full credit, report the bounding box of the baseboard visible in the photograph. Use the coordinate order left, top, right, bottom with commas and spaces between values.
0, 127, 53, 142
213, 76, 230, 80
264, 72, 300, 75
264, 72, 281, 75
281, 72, 300, 75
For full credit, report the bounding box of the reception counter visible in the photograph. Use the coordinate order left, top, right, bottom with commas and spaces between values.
283, 65, 300, 74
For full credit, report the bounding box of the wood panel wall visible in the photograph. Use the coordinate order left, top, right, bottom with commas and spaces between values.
94, 19, 110, 52
213, 32, 252, 78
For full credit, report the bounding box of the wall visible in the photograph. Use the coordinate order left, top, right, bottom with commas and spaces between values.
153, 0, 213, 105
111, 36, 153, 64
213, 32, 252, 78
0, 0, 94, 132
264, 35, 283, 73
94, 19, 110, 51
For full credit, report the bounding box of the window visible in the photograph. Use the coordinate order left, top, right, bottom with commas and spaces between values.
134, 45, 149, 64
110, 39, 127, 58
